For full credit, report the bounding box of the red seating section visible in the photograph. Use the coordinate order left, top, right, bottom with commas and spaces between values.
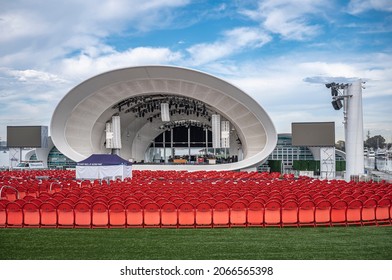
0, 170, 391, 228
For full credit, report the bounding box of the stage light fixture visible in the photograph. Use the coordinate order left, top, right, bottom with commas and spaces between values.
331, 99, 343, 110
331, 88, 339, 96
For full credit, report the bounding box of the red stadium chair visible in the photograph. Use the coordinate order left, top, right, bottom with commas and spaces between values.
17, 187, 27, 199
315, 200, 332, 227
357, 195, 368, 203
195, 202, 212, 228
109, 202, 126, 228
143, 202, 160, 228
10, 198, 25, 206
247, 201, 264, 227
74, 202, 91, 228
375, 198, 391, 226
188, 198, 200, 207
126, 202, 143, 228
214, 193, 226, 201
172, 198, 186, 207
2, 186, 19, 201
342, 195, 355, 203
222, 198, 234, 206
212, 202, 230, 228
178, 202, 195, 228
40, 202, 57, 228
155, 199, 169, 207
124, 197, 138, 206
330, 200, 348, 226
281, 200, 298, 227
390, 200, 392, 224
230, 202, 247, 227
361, 199, 377, 226
22, 202, 40, 227
264, 200, 281, 227
0, 200, 7, 228
346, 200, 362, 226
30, 198, 43, 207
22, 195, 35, 202
140, 199, 154, 207
92, 202, 108, 228
37, 191, 51, 200
161, 202, 178, 228
205, 198, 217, 206
228, 193, 241, 201
243, 194, 255, 203
6, 202, 23, 227
57, 202, 74, 228
298, 200, 315, 227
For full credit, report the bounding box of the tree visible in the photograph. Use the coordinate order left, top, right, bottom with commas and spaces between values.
365, 135, 386, 149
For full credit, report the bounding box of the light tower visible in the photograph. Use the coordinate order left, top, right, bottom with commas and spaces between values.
325, 79, 365, 181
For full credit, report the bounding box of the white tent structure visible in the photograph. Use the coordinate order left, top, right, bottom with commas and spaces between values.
76, 154, 132, 181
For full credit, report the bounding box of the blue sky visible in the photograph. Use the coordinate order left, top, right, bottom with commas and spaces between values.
0, 0, 391, 143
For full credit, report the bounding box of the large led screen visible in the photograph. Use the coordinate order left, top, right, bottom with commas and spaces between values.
7, 126, 48, 148
291, 122, 335, 147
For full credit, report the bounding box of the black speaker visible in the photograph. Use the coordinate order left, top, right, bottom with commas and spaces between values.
332, 99, 343, 110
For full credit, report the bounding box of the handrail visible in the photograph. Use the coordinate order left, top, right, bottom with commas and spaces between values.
0, 185, 20, 200
49, 182, 62, 192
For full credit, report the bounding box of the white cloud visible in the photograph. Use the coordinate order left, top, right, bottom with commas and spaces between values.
5, 69, 67, 84
209, 53, 392, 140
186, 27, 271, 65
240, 0, 329, 40
347, 0, 392, 14
0, 12, 49, 43
60, 47, 183, 81
0, 0, 190, 68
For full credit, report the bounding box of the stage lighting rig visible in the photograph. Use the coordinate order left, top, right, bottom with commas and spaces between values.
325, 83, 350, 110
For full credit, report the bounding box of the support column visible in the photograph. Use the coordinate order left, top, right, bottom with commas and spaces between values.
345, 80, 365, 181
163, 130, 166, 163
320, 147, 336, 179
171, 128, 174, 159
188, 126, 191, 160
9, 148, 21, 170
205, 128, 208, 156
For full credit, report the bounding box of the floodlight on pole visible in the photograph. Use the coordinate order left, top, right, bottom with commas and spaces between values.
324, 80, 365, 181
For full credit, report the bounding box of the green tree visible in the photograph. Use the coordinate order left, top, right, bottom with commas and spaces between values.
365, 135, 386, 149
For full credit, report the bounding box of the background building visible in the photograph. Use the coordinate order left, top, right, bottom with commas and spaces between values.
261, 134, 346, 176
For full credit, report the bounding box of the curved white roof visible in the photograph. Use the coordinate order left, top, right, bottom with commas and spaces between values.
51, 65, 277, 171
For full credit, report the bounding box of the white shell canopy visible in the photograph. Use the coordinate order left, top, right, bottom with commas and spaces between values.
51, 65, 277, 171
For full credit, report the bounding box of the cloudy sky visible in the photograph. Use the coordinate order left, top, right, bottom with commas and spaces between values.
1, 0, 391, 143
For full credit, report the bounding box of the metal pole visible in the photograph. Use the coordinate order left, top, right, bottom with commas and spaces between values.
205, 128, 208, 156
188, 126, 191, 160
171, 128, 174, 159
163, 130, 166, 163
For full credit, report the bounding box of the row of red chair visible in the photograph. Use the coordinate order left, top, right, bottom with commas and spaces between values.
2, 179, 390, 201
4, 185, 391, 211
1, 170, 391, 229
1, 199, 390, 228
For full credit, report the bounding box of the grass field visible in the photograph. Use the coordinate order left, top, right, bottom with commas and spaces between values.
1, 226, 391, 260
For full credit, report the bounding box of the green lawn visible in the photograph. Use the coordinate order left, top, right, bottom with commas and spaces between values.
1, 227, 391, 260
